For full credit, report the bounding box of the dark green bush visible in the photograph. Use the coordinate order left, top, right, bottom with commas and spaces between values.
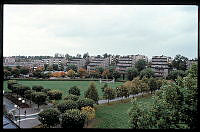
68, 86, 80, 96
77, 98, 95, 110
64, 94, 79, 101
47, 90, 62, 100
57, 100, 78, 113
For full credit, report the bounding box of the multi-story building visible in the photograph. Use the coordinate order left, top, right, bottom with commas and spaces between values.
87, 57, 110, 72
116, 54, 148, 73
151, 55, 170, 78
67, 58, 86, 70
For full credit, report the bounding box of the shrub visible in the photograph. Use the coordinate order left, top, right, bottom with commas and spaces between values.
61, 109, 86, 128
31, 92, 47, 108
47, 90, 62, 100
57, 100, 78, 113
7, 80, 18, 92
77, 98, 95, 110
38, 108, 60, 128
41, 88, 51, 93
68, 86, 81, 96
81, 106, 95, 126
85, 82, 99, 104
32, 85, 44, 92
64, 94, 79, 101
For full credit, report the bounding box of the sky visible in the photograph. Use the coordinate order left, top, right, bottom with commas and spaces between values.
3, 5, 198, 59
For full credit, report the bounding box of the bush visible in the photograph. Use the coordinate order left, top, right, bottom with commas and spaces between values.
77, 98, 95, 110
61, 109, 86, 128
41, 88, 51, 93
68, 86, 81, 96
7, 80, 18, 92
32, 85, 44, 92
31, 92, 47, 108
64, 94, 79, 101
38, 108, 60, 128
57, 100, 78, 113
47, 90, 62, 100
85, 82, 99, 104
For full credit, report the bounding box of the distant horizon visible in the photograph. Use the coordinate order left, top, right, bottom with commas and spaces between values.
3, 5, 198, 60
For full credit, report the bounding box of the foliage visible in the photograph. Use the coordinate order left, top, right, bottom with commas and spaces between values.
103, 87, 116, 104
66, 64, 77, 72
128, 72, 197, 129
127, 67, 138, 81
187, 63, 197, 78
38, 108, 60, 128
116, 85, 130, 100
7, 80, 18, 92
77, 98, 95, 109
61, 109, 86, 128
47, 90, 62, 100
41, 88, 51, 93
140, 68, 154, 79
64, 94, 79, 101
68, 86, 81, 96
167, 70, 186, 81
85, 82, 99, 104
32, 85, 44, 92
112, 70, 121, 81
66, 69, 76, 78
57, 100, 78, 113
172, 54, 188, 71
78, 68, 88, 78
11, 68, 20, 78
31, 92, 47, 108
101, 83, 108, 93
81, 106, 95, 126
135, 59, 147, 72
102, 69, 110, 79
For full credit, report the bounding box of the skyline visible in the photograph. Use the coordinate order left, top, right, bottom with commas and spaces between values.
3, 5, 198, 60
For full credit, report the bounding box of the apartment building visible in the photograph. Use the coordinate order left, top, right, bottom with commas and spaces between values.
3, 57, 16, 65
67, 58, 86, 70
116, 54, 148, 73
151, 55, 170, 78
87, 57, 110, 72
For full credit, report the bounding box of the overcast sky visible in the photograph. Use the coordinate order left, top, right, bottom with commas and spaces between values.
3, 5, 198, 59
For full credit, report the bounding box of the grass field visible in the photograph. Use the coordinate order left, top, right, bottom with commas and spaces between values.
3, 80, 123, 99
92, 94, 153, 128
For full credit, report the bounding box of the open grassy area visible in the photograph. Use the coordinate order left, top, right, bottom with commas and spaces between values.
3, 80, 123, 99
92, 94, 153, 129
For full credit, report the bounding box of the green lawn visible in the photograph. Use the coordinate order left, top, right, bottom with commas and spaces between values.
3, 80, 123, 99
92, 94, 153, 129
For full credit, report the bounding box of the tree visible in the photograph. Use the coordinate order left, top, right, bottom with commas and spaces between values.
78, 68, 88, 78
83, 52, 89, 59
96, 67, 104, 77
187, 63, 197, 78
66, 69, 75, 79
81, 106, 95, 126
32, 85, 44, 92
127, 67, 139, 81
32, 92, 47, 108
103, 87, 116, 104
47, 90, 62, 100
61, 109, 86, 128
85, 82, 99, 104
68, 86, 81, 96
11, 68, 20, 78
24, 90, 34, 104
7, 80, 18, 93
32, 69, 43, 78
102, 69, 110, 80
66, 64, 77, 72
135, 59, 147, 72
172, 54, 188, 71
4, 70, 11, 79
103, 53, 108, 58
167, 70, 186, 81
140, 68, 154, 79
101, 83, 108, 93
76, 53, 82, 58
38, 108, 60, 128
112, 70, 121, 81
64, 94, 79, 101
52, 64, 59, 71
57, 100, 78, 113
116, 85, 130, 101
148, 78, 158, 93
19, 67, 29, 75
77, 98, 95, 110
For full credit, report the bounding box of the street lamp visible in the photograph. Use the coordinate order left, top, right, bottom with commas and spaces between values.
14, 98, 25, 128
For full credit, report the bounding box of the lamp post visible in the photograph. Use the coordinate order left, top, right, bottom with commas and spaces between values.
14, 98, 25, 128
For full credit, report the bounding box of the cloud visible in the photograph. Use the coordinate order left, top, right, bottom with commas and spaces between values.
3, 5, 198, 59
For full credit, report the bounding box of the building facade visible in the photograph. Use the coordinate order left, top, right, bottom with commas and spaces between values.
151, 55, 170, 78
67, 58, 86, 70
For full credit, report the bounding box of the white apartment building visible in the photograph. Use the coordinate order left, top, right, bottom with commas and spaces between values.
151, 55, 170, 78
116, 54, 148, 73
67, 58, 86, 70
87, 57, 110, 72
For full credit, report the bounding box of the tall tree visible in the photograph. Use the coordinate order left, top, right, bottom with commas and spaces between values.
85, 82, 99, 104
172, 54, 188, 71
135, 59, 147, 72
